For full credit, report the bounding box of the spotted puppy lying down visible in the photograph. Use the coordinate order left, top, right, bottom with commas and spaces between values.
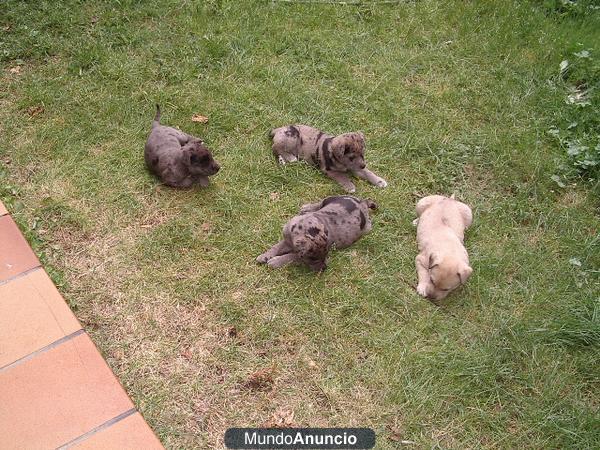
256, 195, 377, 272
415, 195, 473, 300
145, 105, 220, 188
270, 125, 387, 193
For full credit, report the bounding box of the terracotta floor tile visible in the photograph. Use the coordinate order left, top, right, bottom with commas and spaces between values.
0, 215, 40, 282
71, 412, 164, 450
0, 200, 7, 216
0, 269, 81, 367
0, 333, 134, 450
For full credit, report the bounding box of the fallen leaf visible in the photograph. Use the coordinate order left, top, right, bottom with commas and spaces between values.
550, 175, 566, 188
91, 16, 99, 25
272, 408, 296, 427
191, 113, 209, 123
559, 59, 569, 78
569, 257, 582, 267
9, 66, 21, 74
227, 326, 238, 338
27, 105, 44, 117
181, 347, 193, 360
387, 425, 402, 442
566, 81, 590, 106
244, 367, 275, 390
567, 141, 588, 156
574, 49, 591, 59
387, 425, 414, 444
231, 291, 243, 301
269, 192, 280, 201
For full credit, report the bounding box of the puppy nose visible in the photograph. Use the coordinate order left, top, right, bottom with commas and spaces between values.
213, 164, 220, 172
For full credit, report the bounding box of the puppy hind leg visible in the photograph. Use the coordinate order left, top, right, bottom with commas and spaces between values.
458, 202, 473, 228
416, 195, 442, 217
272, 132, 299, 165
272, 144, 298, 165
299, 201, 323, 214
277, 153, 298, 165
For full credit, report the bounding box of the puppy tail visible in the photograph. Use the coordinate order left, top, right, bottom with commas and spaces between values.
363, 199, 378, 210
153, 104, 161, 127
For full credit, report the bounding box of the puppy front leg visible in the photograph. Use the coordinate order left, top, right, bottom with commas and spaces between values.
415, 253, 432, 298
353, 168, 387, 188
172, 130, 191, 145
197, 176, 210, 187
165, 176, 194, 188
256, 240, 292, 264
325, 170, 356, 193
267, 252, 299, 268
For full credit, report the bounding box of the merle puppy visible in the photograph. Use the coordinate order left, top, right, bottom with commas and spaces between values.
270, 124, 387, 193
256, 195, 377, 272
145, 105, 220, 188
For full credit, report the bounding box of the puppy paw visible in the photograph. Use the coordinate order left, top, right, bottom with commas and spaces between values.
416, 283, 430, 298
375, 178, 388, 188
277, 155, 286, 165
412, 218, 419, 227
256, 254, 269, 264
345, 185, 356, 193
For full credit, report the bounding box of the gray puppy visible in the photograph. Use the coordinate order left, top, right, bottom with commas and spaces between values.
256, 195, 377, 272
145, 105, 220, 188
270, 125, 387, 193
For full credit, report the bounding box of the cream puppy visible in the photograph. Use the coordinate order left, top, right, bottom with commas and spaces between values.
414, 195, 473, 300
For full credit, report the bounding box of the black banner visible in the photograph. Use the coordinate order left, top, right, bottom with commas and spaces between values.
224, 428, 375, 449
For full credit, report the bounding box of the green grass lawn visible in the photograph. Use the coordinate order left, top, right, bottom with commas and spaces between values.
1, 0, 599, 448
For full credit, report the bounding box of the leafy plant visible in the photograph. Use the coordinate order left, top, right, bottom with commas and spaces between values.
549, 46, 600, 184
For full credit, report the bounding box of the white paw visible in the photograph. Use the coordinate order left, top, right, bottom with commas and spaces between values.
277, 156, 286, 165
416, 283, 429, 298
412, 218, 419, 227
376, 178, 388, 188
288, 156, 298, 162
346, 186, 356, 193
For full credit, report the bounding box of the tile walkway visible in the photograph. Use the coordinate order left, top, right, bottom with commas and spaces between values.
0, 201, 164, 449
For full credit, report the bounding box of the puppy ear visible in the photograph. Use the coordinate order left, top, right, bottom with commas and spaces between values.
428, 252, 440, 269
364, 199, 378, 210
330, 139, 346, 158
458, 265, 473, 284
